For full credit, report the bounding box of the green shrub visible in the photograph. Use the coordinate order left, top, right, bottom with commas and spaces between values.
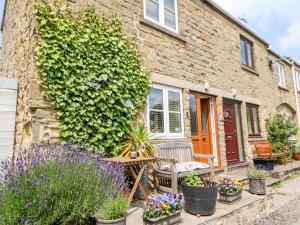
96, 194, 130, 220
247, 168, 268, 179
265, 114, 297, 153
34, 1, 150, 154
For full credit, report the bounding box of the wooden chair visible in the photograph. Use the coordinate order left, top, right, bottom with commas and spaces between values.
154, 142, 215, 194
254, 141, 287, 165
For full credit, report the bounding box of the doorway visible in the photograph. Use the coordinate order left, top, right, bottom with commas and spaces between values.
189, 92, 219, 166
223, 99, 245, 165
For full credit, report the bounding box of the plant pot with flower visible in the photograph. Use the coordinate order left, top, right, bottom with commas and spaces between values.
219, 177, 243, 204
293, 147, 300, 161
95, 194, 130, 225
247, 168, 268, 195
143, 192, 183, 225
181, 172, 218, 216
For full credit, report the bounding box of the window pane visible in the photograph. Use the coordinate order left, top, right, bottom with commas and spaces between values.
276, 63, 281, 85
240, 39, 247, 65
280, 65, 285, 86
150, 111, 164, 133
252, 108, 260, 134
246, 106, 253, 134
235, 103, 245, 162
168, 91, 180, 112
201, 111, 207, 134
189, 94, 198, 135
297, 72, 300, 91
246, 43, 253, 67
149, 88, 163, 110
169, 112, 181, 133
164, 0, 175, 11
164, 9, 176, 30
145, 0, 159, 22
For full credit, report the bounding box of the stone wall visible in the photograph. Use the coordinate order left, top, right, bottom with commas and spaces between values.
1, 0, 300, 168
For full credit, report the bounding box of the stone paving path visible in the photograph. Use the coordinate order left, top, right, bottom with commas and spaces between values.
255, 200, 300, 225
255, 174, 300, 225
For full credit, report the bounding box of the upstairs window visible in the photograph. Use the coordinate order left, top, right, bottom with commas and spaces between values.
144, 0, 178, 32
147, 85, 183, 136
296, 70, 300, 91
275, 62, 286, 87
240, 36, 254, 68
246, 104, 261, 136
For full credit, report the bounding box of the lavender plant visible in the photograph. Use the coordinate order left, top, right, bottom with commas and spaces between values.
0, 143, 127, 225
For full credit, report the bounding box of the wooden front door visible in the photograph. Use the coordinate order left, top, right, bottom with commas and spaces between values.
189, 93, 213, 163
223, 99, 241, 165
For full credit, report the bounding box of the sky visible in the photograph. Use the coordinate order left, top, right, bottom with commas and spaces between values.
0, 1, 299, 61
213, 0, 300, 62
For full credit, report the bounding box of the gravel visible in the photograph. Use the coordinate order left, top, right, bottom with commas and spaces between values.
255, 200, 300, 225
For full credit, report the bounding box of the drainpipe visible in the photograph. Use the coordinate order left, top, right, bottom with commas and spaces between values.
291, 60, 300, 128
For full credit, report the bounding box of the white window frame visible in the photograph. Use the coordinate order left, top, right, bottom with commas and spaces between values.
146, 84, 184, 138
275, 62, 286, 88
143, 0, 179, 33
296, 70, 300, 92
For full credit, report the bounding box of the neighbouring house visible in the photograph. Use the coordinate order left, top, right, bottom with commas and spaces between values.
1, 0, 300, 171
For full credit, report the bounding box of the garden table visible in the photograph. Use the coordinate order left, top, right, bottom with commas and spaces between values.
101, 157, 155, 202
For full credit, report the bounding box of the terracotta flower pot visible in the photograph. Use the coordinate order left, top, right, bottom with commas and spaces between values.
293, 152, 300, 161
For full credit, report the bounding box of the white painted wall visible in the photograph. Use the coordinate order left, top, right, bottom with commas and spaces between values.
0, 78, 18, 160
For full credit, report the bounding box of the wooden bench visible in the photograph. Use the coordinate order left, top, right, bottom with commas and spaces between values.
154, 142, 215, 194
254, 141, 287, 165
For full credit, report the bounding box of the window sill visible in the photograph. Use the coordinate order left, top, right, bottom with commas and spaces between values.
241, 65, 259, 76
140, 18, 187, 44
248, 136, 265, 142
278, 86, 289, 92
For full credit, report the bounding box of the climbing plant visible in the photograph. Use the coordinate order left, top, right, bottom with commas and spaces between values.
34, 1, 150, 154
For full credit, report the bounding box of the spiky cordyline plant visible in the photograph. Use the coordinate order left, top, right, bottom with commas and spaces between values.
119, 122, 156, 158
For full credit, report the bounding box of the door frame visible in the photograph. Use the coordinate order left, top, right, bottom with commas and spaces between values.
189, 92, 221, 168
223, 98, 245, 165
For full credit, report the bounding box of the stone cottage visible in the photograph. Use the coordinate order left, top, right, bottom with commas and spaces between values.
1, 0, 300, 171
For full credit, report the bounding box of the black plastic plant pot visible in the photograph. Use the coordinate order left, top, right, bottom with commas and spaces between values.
181, 181, 218, 216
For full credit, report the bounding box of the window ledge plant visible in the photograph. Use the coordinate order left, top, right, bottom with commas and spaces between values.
143, 192, 183, 225
219, 177, 243, 204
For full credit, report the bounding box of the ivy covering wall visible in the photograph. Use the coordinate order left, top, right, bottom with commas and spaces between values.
34, 1, 150, 154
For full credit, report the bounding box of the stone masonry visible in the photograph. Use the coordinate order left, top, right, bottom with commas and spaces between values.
1, 0, 300, 169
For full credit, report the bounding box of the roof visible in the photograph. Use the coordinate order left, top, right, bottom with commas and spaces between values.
268, 49, 293, 65
204, 0, 270, 46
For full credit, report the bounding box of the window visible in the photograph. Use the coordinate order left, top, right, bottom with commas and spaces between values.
296, 70, 300, 91
246, 104, 260, 136
275, 62, 286, 87
240, 36, 254, 68
144, 0, 178, 32
147, 85, 183, 136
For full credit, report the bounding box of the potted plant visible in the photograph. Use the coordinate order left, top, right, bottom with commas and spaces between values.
219, 177, 243, 204
143, 192, 183, 225
247, 168, 268, 195
181, 172, 218, 216
95, 194, 130, 225
293, 146, 300, 161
